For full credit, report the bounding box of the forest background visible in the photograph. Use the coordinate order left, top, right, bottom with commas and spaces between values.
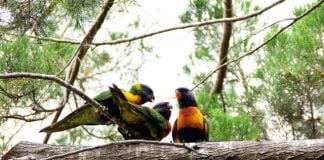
0, 0, 323, 155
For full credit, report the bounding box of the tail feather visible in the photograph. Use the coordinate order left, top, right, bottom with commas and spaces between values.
39, 104, 111, 133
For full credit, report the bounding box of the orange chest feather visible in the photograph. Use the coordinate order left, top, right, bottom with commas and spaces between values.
177, 106, 204, 129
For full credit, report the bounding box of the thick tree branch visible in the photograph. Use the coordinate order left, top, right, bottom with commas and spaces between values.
27, 0, 285, 46
210, 0, 233, 95
3, 139, 324, 159
192, 0, 324, 91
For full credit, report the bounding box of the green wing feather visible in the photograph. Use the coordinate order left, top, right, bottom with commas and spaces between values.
93, 90, 112, 101
40, 91, 113, 133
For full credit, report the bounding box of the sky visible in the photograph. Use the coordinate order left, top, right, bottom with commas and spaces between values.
1, 0, 315, 149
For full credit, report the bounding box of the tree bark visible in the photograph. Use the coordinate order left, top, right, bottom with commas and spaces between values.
2, 139, 324, 160
210, 0, 233, 95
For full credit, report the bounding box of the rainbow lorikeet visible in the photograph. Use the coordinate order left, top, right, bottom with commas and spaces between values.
110, 84, 172, 140
40, 83, 155, 133
172, 87, 208, 143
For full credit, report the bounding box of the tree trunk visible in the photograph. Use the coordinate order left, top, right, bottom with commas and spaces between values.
2, 139, 324, 160
210, 0, 233, 95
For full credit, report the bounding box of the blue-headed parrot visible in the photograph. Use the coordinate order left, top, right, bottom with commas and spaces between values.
172, 87, 208, 143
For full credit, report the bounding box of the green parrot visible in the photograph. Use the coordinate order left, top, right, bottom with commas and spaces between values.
40, 83, 155, 133
110, 84, 172, 140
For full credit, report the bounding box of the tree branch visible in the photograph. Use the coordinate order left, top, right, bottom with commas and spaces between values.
27, 0, 285, 46
3, 139, 324, 159
230, 17, 296, 50
57, 0, 115, 77
44, 0, 116, 144
192, 0, 324, 91
0, 114, 47, 122
0, 73, 103, 108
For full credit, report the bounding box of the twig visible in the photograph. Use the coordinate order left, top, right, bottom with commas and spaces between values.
191, 0, 324, 91
230, 17, 296, 51
0, 85, 35, 100
2, 122, 26, 152
28, 0, 285, 47
0, 114, 47, 122
80, 125, 117, 140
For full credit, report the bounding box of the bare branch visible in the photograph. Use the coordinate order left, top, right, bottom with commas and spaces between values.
1, 122, 26, 153
28, 0, 285, 46
1, 114, 47, 122
192, 0, 324, 91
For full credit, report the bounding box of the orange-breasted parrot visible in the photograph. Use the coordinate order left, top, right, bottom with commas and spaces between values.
40, 83, 155, 133
172, 87, 208, 143
110, 84, 172, 140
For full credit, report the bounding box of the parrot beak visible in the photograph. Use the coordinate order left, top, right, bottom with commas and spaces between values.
167, 103, 173, 110
175, 90, 182, 99
149, 95, 155, 102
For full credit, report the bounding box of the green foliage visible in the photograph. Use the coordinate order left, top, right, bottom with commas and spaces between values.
180, 0, 223, 23
194, 46, 213, 60
0, 37, 74, 73
0, 36, 75, 102
109, 32, 129, 41
1, 0, 102, 34
59, 0, 102, 29
208, 109, 262, 141
180, 0, 258, 86
256, 3, 324, 139
89, 52, 112, 68
196, 91, 263, 141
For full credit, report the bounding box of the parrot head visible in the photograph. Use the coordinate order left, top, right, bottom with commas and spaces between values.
130, 83, 155, 104
152, 102, 172, 120
175, 87, 198, 108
